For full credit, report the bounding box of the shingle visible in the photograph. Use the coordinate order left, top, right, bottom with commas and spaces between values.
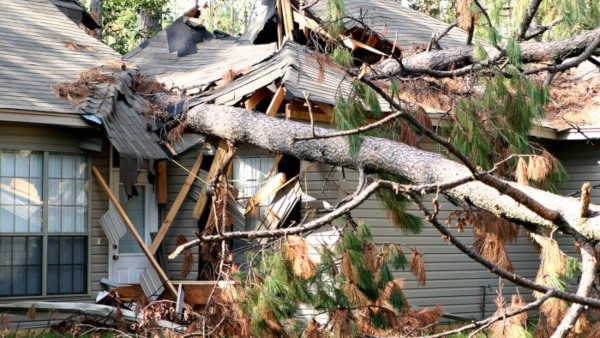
0, 0, 120, 116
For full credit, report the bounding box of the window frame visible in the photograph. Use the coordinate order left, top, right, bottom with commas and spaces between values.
0, 149, 92, 299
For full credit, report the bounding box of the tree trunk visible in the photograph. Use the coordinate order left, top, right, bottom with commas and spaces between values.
91, 0, 103, 39
184, 104, 600, 240
138, 8, 162, 43
376, 27, 600, 73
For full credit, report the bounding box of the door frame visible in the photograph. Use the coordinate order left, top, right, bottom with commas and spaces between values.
107, 164, 158, 283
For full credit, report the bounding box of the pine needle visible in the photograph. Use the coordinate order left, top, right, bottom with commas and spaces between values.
27, 304, 36, 320
302, 318, 321, 338
341, 250, 358, 283
540, 299, 568, 331
473, 232, 514, 272
332, 309, 353, 338
515, 157, 529, 185
410, 248, 427, 286
527, 155, 550, 182
176, 235, 194, 278
398, 120, 419, 147
345, 281, 371, 307
415, 106, 433, 131
490, 292, 528, 337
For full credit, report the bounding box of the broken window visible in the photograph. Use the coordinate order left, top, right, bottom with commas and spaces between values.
0, 150, 89, 297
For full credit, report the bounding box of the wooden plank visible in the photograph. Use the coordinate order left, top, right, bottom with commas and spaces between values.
276, 0, 284, 46
265, 85, 286, 117
282, 0, 295, 41
156, 160, 168, 205
150, 152, 204, 254
244, 87, 272, 111
285, 102, 332, 122
92, 166, 178, 297
193, 140, 228, 220
292, 11, 335, 40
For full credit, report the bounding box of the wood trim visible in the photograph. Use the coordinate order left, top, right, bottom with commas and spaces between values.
276, 0, 284, 46
92, 165, 177, 296
156, 160, 168, 205
150, 153, 204, 254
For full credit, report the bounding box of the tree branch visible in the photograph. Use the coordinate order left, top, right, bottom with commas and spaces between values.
405, 191, 600, 309
183, 104, 600, 241
523, 33, 600, 77
551, 241, 598, 338
516, 0, 542, 41
417, 291, 555, 338
169, 176, 473, 257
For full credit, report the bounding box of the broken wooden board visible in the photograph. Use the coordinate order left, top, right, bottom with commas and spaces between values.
266, 85, 286, 117
193, 140, 231, 220
244, 87, 272, 111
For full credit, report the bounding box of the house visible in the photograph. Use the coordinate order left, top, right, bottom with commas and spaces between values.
123, 0, 600, 321
0, 0, 188, 323
1, 0, 598, 330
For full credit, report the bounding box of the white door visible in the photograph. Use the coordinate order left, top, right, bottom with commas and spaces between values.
109, 171, 157, 284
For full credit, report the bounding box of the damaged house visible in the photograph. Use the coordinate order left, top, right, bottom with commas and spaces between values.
1, 0, 600, 332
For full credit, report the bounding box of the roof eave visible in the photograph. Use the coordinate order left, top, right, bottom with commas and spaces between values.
0, 108, 92, 128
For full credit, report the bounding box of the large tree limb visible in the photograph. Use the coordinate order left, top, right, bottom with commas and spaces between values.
375, 27, 600, 75
184, 105, 600, 240
551, 242, 598, 338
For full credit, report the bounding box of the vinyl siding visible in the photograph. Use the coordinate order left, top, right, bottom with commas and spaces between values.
163, 146, 204, 280
299, 137, 578, 319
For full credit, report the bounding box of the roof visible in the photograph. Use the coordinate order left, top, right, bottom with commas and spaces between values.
196, 41, 391, 110
544, 61, 600, 130
0, 0, 118, 124
124, 27, 277, 92
73, 66, 168, 162
302, 0, 470, 49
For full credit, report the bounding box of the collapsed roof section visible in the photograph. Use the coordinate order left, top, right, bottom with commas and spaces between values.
125, 17, 277, 94
299, 0, 469, 50
54, 64, 171, 195
196, 41, 391, 112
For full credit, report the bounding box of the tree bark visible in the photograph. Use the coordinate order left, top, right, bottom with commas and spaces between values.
91, 0, 103, 39
138, 8, 162, 43
185, 104, 600, 240
375, 27, 600, 74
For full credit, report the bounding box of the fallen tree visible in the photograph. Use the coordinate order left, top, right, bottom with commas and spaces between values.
185, 104, 600, 238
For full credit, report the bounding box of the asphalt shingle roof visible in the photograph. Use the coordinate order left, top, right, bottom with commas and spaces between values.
0, 0, 119, 116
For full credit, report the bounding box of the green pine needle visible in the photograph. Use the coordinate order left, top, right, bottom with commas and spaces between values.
332, 47, 354, 68
389, 287, 406, 311
371, 311, 389, 329
357, 221, 373, 241
507, 37, 523, 68
389, 245, 408, 270
378, 264, 394, 288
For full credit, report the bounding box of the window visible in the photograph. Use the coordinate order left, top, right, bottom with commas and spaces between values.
0, 150, 89, 297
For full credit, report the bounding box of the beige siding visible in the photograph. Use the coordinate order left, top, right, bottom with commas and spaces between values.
163, 147, 203, 280
90, 144, 110, 297
300, 137, 562, 319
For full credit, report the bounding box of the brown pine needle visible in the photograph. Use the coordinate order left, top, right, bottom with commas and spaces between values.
302, 318, 321, 338
527, 155, 550, 182
515, 157, 529, 185
27, 304, 36, 320
345, 281, 371, 307
176, 235, 194, 278
410, 248, 427, 286
415, 106, 434, 131
285, 235, 317, 278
